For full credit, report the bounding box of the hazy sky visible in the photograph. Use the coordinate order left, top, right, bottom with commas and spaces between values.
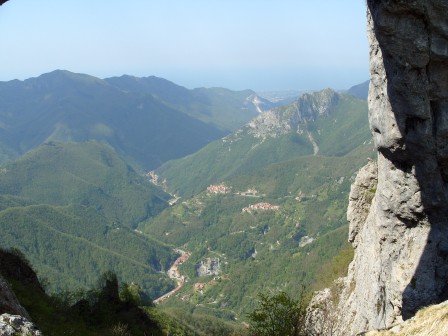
0, 1, 369, 91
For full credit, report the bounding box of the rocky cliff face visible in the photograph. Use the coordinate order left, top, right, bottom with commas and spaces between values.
333, 1, 448, 334
0, 250, 44, 335
0, 275, 30, 319
0, 314, 42, 336
247, 88, 339, 138
0, 273, 41, 335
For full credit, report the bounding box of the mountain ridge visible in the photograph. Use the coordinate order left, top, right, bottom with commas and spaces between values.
247, 88, 339, 139
0, 70, 273, 169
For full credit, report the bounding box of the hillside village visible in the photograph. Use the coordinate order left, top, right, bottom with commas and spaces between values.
153, 250, 191, 304
207, 184, 266, 198
241, 202, 280, 213
207, 183, 232, 194
206, 184, 280, 212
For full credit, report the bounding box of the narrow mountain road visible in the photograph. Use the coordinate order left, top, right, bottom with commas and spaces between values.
153, 249, 191, 304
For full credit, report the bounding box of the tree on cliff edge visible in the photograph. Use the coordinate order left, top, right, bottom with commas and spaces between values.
247, 291, 307, 336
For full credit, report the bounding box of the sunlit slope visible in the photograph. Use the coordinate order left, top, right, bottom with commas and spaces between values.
143, 143, 374, 319
157, 89, 370, 197
142, 88, 374, 319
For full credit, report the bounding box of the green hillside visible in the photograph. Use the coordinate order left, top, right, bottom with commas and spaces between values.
156, 90, 370, 197
347, 79, 369, 100
140, 90, 374, 320
0, 77, 375, 332
142, 144, 374, 320
157, 132, 314, 197
0, 141, 169, 226
0, 141, 177, 298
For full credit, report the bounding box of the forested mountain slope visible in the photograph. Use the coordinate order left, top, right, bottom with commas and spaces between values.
0, 70, 272, 169
0, 141, 176, 297
105, 75, 272, 131
141, 89, 374, 320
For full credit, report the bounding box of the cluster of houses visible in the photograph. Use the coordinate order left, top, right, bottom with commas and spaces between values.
206, 184, 269, 199
154, 250, 191, 304
146, 170, 167, 190
206, 183, 232, 194
146, 171, 159, 184
241, 202, 280, 213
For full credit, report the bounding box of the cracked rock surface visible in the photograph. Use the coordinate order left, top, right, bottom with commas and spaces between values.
332, 1, 448, 334
0, 314, 42, 336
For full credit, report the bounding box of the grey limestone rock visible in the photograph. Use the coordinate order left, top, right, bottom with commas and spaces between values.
0, 275, 30, 319
0, 314, 42, 336
247, 88, 339, 138
331, 1, 448, 334
347, 159, 378, 248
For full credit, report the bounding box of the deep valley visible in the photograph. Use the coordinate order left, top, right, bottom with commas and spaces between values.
0, 70, 373, 335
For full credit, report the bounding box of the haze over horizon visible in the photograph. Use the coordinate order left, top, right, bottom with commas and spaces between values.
0, 0, 369, 91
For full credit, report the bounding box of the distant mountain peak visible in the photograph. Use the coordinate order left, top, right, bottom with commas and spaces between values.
0, 70, 272, 168
346, 80, 369, 100
245, 88, 339, 139
21, 70, 109, 93
36, 69, 103, 82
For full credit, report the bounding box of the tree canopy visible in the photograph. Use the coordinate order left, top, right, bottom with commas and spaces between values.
247, 291, 307, 336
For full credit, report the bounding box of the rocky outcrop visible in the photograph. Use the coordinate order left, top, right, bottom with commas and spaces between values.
332, 1, 448, 334
0, 271, 41, 335
247, 88, 339, 138
346, 159, 378, 248
366, 300, 448, 336
0, 250, 44, 333
0, 275, 30, 319
307, 286, 342, 336
0, 314, 42, 336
